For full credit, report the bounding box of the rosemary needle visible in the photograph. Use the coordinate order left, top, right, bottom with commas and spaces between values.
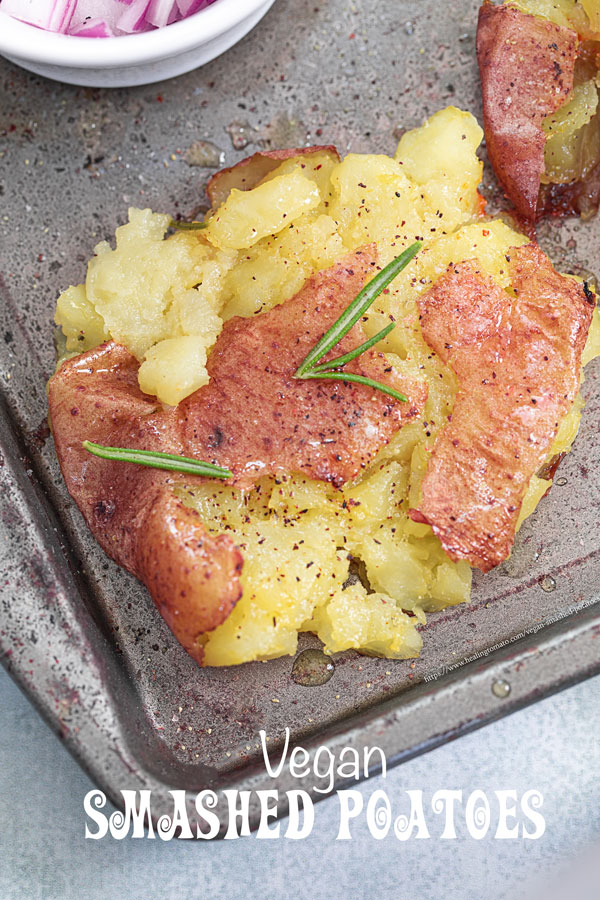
309, 322, 396, 373
299, 371, 408, 403
169, 218, 208, 231
82, 440, 232, 479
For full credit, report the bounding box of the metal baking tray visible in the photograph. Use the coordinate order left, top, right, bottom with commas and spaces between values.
1, 0, 600, 834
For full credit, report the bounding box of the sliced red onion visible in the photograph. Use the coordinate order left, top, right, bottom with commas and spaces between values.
69, 0, 127, 31
145, 0, 176, 28
175, 0, 210, 16
69, 16, 114, 35
1, 0, 77, 32
116, 0, 150, 31
167, 2, 181, 24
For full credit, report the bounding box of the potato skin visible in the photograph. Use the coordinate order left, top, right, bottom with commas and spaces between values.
135, 492, 243, 661
477, 0, 577, 218
48, 343, 244, 664
179, 246, 427, 489
411, 243, 594, 570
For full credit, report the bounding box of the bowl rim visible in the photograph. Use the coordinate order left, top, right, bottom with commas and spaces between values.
0, 0, 272, 68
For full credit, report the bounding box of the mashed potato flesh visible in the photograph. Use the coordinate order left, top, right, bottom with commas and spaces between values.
55, 107, 600, 665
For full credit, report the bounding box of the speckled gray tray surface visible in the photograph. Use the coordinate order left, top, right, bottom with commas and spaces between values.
1, 0, 600, 834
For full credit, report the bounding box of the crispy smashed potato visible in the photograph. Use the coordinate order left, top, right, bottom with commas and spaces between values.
477, 0, 600, 219
53, 107, 600, 665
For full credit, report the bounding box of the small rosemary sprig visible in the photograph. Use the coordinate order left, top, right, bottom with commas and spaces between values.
294, 242, 421, 402
169, 218, 208, 231
82, 440, 232, 479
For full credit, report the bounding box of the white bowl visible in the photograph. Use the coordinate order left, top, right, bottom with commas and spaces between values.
0, 0, 276, 87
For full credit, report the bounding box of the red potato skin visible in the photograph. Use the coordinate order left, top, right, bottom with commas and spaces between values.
206, 146, 340, 209
410, 243, 594, 572
477, 0, 577, 219
179, 246, 427, 489
48, 344, 244, 665
49, 248, 427, 663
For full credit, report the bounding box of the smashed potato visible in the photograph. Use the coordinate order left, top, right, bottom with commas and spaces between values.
52, 106, 600, 665
477, 0, 600, 218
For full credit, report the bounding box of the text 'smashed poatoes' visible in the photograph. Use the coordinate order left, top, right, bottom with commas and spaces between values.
84, 729, 545, 840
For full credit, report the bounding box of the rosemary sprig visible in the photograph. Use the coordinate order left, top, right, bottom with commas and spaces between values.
169, 218, 208, 231
294, 242, 421, 400
82, 440, 232, 479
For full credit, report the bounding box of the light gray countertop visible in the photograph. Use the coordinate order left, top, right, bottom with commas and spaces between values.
1, 664, 598, 900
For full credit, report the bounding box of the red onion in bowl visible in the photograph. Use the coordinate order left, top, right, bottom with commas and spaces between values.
69, 16, 114, 35
146, 0, 176, 27
1, 0, 77, 32
0, 0, 219, 35
116, 0, 151, 32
